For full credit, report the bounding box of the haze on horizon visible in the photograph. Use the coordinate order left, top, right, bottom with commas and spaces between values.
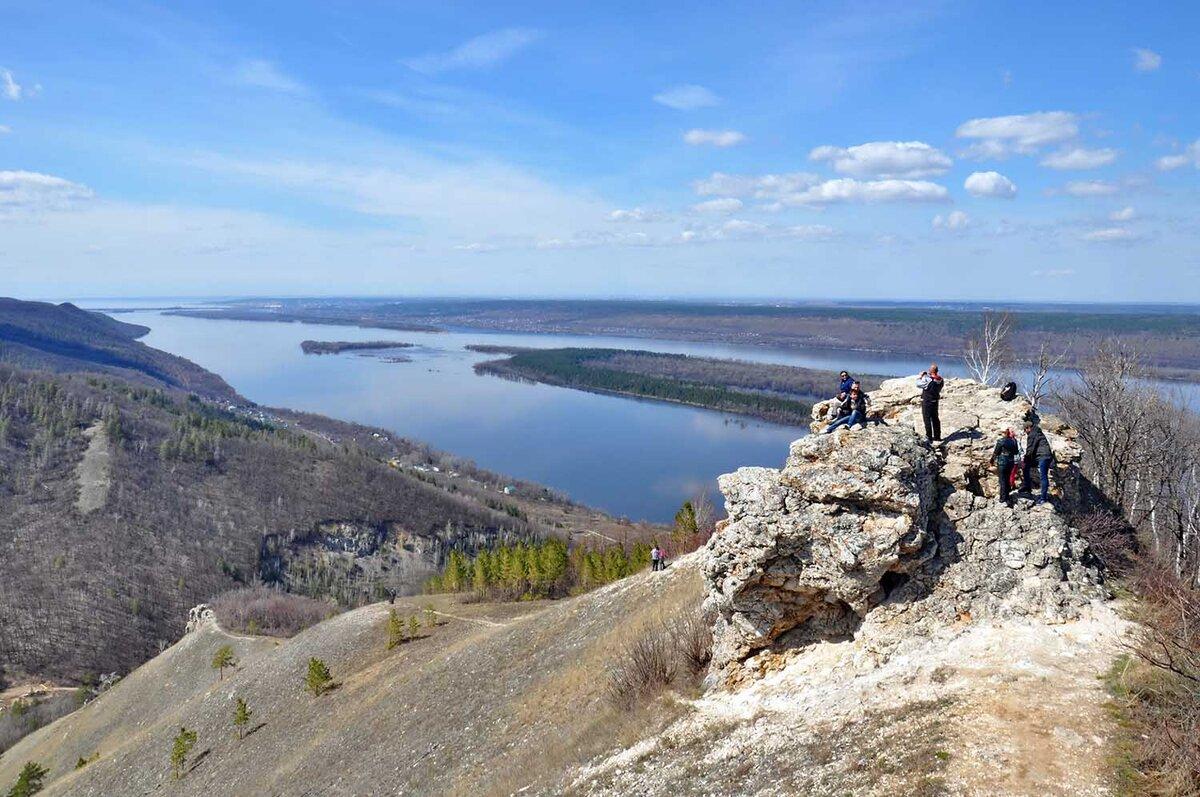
1, 1, 1198, 303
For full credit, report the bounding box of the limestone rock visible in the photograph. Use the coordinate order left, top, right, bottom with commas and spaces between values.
185, 604, 215, 635
705, 375, 1106, 682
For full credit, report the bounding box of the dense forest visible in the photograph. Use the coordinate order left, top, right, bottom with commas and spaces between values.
472, 347, 878, 425
299, 340, 415, 355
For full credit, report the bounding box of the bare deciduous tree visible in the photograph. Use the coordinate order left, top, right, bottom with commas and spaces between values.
1023, 341, 1067, 409
964, 312, 1014, 386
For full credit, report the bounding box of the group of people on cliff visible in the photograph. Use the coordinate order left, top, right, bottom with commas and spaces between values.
824, 364, 1055, 506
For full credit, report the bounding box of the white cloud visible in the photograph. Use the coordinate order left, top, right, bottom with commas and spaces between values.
809, 141, 952, 178
692, 171, 821, 198
679, 220, 836, 244
0, 124, 10, 134
1031, 268, 1076, 277
653, 84, 720, 111
0, 170, 94, 211
956, 111, 1078, 158
1063, 180, 1119, 197
683, 129, 746, 147
608, 207, 668, 223
780, 178, 949, 206
232, 60, 306, 94
932, 210, 970, 230
403, 28, 542, 74
1109, 206, 1136, 222
1156, 140, 1200, 171
1082, 227, 1138, 242
964, 171, 1017, 198
1133, 48, 1162, 73
0, 69, 36, 101
691, 197, 743, 214
1040, 147, 1118, 170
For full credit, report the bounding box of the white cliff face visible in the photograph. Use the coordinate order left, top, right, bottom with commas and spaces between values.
704, 376, 1107, 682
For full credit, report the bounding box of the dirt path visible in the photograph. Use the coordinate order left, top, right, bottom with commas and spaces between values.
74, 421, 111, 513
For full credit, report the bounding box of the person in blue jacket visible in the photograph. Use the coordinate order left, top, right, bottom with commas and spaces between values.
837, 370, 855, 395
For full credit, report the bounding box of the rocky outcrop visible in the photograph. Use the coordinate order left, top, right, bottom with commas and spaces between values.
184, 604, 215, 634
705, 376, 1107, 682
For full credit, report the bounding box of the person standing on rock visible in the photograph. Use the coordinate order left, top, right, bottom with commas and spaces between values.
650, 544, 663, 572
991, 429, 1020, 506
1022, 420, 1055, 503
826, 385, 869, 433
917, 364, 944, 442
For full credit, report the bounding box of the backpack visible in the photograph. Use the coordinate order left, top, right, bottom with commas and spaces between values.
999, 381, 1017, 401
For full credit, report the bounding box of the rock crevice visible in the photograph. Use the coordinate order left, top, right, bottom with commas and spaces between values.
704, 376, 1107, 682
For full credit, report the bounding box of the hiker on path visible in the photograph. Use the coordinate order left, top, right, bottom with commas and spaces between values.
826, 385, 869, 433
1022, 420, 1055, 503
917, 365, 944, 442
990, 429, 1020, 506
650, 545, 664, 572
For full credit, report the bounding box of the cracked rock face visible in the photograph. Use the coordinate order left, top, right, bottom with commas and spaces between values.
704, 377, 1106, 682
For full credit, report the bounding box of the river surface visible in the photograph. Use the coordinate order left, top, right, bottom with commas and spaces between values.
99, 306, 1198, 522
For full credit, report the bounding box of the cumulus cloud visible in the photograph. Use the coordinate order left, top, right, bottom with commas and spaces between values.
608, 207, 668, 223
1156, 140, 1200, 171
653, 84, 720, 110
683, 129, 746, 147
691, 197, 743, 214
232, 60, 306, 94
1082, 227, 1138, 242
809, 141, 952, 178
964, 171, 1017, 198
932, 210, 970, 230
403, 28, 542, 74
1040, 147, 1118, 170
1133, 48, 1162, 73
781, 178, 949, 205
1109, 206, 1136, 222
1063, 180, 1119, 197
0, 170, 94, 211
956, 111, 1078, 158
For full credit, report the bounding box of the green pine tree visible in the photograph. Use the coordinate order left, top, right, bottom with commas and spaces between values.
387, 609, 405, 650
305, 657, 333, 696
233, 697, 252, 740
407, 614, 420, 640
6, 761, 49, 797
211, 644, 236, 681
170, 727, 197, 781
423, 604, 438, 628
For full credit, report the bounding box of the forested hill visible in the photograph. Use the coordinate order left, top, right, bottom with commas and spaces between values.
0, 364, 574, 684
0, 298, 238, 401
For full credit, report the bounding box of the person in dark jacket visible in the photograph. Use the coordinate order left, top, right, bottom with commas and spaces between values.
991, 429, 1020, 505
1021, 420, 1055, 502
837, 370, 855, 395
826, 385, 869, 432
917, 364, 944, 441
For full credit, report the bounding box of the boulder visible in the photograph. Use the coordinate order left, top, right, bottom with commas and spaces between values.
184, 604, 215, 635
705, 375, 1106, 682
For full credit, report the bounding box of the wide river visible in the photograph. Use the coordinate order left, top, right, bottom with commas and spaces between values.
103, 306, 1198, 523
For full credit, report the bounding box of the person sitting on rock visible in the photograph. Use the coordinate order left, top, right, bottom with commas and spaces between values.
917, 364, 944, 442
990, 429, 1020, 506
826, 385, 869, 433
1021, 420, 1055, 503
837, 370, 855, 395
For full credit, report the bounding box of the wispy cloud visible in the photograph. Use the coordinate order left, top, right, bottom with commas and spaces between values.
1132, 47, 1162, 73
403, 28, 542, 74
653, 84, 720, 110
1040, 147, 1117, 170
608, 207, 669, 223
691, 198, 743, 214
1156, 140, 1199, 171
932, 210, 970, 231
683, 129, 745, 147
1082, 227, 1138, 242
1062, 180, 1119, 197
232, 59, 306, 95
1, 68, 39, 101
0, 170, 94, 211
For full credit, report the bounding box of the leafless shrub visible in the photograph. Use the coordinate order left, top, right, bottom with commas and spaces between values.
1022, 341, 1067, 409
964, 312, 1014, 386
210, 587, 335, 638
607, 613, 715, 709
1073, 510, 1137, 576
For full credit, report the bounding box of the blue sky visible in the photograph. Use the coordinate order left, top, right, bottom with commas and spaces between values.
1, 1, 1198, 301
